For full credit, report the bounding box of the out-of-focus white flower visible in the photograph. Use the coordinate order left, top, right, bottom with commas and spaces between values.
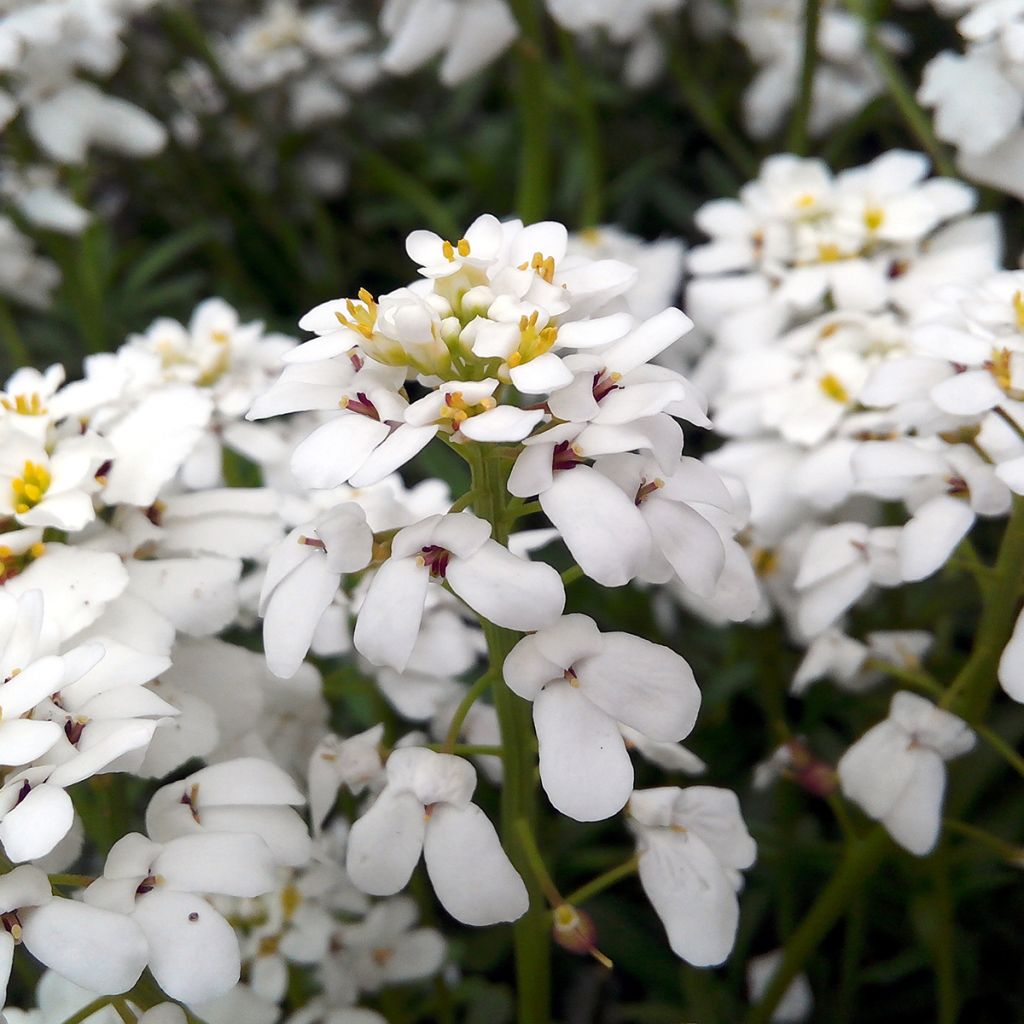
838, 691, 975, 854
747, 950, 814, 1022
379, 0, 519, 85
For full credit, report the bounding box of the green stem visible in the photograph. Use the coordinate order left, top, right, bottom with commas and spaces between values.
844, 0, 956, 176
515, 818, 564, 906
448, 490, 478, 514
943, 818, 1023, 862
669, 51, 759, 177
442, 669, 496, 751
59, 998, 116, 1024
429, 743, 504, 757
865, 659, 944, 698
509, 0, 551, 221
49, 873, 95, 888
746, 827, 890, 1024
564, 855, 640, 906
557, 29, 603, 227
561, 564, 584, 587
112, 998, 137, 1023
788, 0, 822, 154
942, 496, 1024, 722
470, 446, 551, 1024
930, 842, 958, 1024
0, 299, 29, 370
973, 722, 1024, 779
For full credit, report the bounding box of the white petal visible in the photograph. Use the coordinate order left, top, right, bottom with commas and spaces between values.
637, 830, 739, 967
578, 633, 700, 742
263, 555, 340, 678
881, 749, 946, 856
998, 607, 1024, 702
153, 833, 277, 897
540, 466, 651, 587
0, 784, 74, 863
22, 898, 148, 994
423, 802, 528, 924
346, 788, 426, 896
133, 890, 240, 1003
353, 558, 430, 671
534, 682, 633, 821
446, 541, 565, 631
899, 496, 974, 582
290, 416, 390, 489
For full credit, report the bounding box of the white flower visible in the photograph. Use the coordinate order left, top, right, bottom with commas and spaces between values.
379, 0, 519, 85
0, 865, 147, 1004
503, 615, 701, 820
145, 758, 312, 867
345, 747, 528, 926
628, 786, 756, 966
837, 691, 975, 854
260, 504, 373, 678
353, 512, 564, 671
747, 950, 814, 1022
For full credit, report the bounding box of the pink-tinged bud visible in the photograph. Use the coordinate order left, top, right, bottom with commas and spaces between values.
786, 739, 838, 798
552, 904, 612, 969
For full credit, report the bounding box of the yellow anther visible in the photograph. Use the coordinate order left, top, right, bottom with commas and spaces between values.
752, 547, 779, 577
864, 206, 884, 231
795, 193, 817, 210
817, 243, 842, 263
818, 322, 840, 339
1013, 290, 1024, 331
335, 290, 378, 340
819, 373, 850, 403
669, 824, 688, 834
1, 393, 46, 416
457, 237, 471, 257
10, 460, 51, 515
257, 935, 281, 957
29, 543, 44, 559
509, 311, 558, 368
442, 240, 455, 261
990, 348, 1013, 392
530, 252, 556, 283
211, 329, 230, 344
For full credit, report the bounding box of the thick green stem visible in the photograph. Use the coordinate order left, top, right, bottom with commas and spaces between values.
788, 0, 822, 154
510, 0, 551, 222
942, 496, 1024, 722
746, 827, 890, 1024
0, 299, 30, 370
930, 842, 958, 1024
470, 446, 552, 1024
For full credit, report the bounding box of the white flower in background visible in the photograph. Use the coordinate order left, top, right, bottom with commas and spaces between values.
791, 628, 932, 695
628, 786, 757, 966
919, 1, 1024, 197
145, 758, 312, 867
546, 0, 684, 86
998, 605, 1024, 702
0, 162, 89, 234
0, 217, 60, 308
567, 226, 686, 321
838, 691, 975, 854
308, 725, 387, 833
353, 512, 564, 671
379, 0, 519, 85
736, 0, 908, 140
260, 503, 373, 678
345, 747, 529, 926
503, 614, 701, 820
747, 950, 814, 1022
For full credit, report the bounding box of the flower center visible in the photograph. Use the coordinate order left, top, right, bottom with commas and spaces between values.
11, 460, 51, 514
518, 251, 556, 283
634, 478, 665, 506
1, 910, 23, 943
340, 391, 381, 420
442, 238, 471, 261
818, 373, 849, 403
551, 440, 586, 472
1, 392, 46, 416
437, 390, 496, 429
334, 289, 378, 340
0, 542, 45, 584
418, 545, 451, 578
508, 312, 558, 369
592, 370, 621, 404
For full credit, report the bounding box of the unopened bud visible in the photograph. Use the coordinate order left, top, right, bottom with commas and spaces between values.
786, 739, 838, 798
552, 904, 612, 969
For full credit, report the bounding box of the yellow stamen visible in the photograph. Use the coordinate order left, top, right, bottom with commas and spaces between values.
0, 393, 47, 416
1013, 290, 1024, 331
795, 193, 817, 210
864, 206, 884, 231
334, 289, 378, 340
281, 884, 302, 920
456, 237, 470, 257
817, 243, 842, 263
10, 460, 51, 515
819, 373, 849, 403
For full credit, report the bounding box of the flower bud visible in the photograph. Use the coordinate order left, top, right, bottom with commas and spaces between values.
552, 904, 612, 969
